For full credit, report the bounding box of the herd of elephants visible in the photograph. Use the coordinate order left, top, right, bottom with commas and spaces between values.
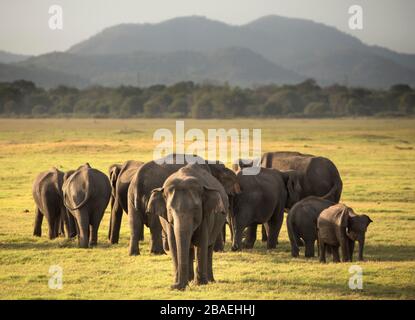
32, 151, 372, 290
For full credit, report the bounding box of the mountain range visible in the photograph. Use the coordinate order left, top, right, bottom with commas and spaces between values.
1, 15, 415, 88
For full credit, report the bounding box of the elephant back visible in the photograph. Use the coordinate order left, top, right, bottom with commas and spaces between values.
32, 168, 64, 207
63, 167, 94, 210
318, 204, 349, 245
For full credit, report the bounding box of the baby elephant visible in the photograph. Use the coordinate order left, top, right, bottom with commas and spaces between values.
62, 163, 111, 248
317, 204, 372, 263
287, 196, 335, 258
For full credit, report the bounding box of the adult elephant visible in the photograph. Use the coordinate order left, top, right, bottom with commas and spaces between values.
230, 167, 287, 251
62, 163, 111, 248
32, 167, 76, 239
147, 163, 227, 290
286, 196, 335, 258
261, 151, 342, 206
108, 160, 144, 244
127, 154, 239, 256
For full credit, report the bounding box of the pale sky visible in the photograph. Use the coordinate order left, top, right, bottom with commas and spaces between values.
0, 0, 414, 56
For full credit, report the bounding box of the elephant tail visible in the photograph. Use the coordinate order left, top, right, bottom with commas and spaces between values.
63, 169, 93, 211
321, 178, 343, 203
286, 213, 300, 256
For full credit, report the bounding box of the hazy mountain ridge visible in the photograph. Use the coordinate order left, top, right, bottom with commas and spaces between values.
2, 15, 415, 88
0, 50, 31, 64
0, 62, 89, 88
18, 47, 303, 87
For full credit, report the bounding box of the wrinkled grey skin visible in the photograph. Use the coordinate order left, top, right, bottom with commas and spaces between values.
230, 167, 287, 251
32, 167, 77, 239
127, 154, 239, 256
287, 196, 335, 258
62, 164, 111, 248
108, 160, 144, 244
147, 163, 228, 290
317, 204, 372, 263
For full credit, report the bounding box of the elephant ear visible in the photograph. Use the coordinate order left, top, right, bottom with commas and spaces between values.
146, 188, 167, 221
336, 205, 350, 228
109, 165, 121, 194
203, 186, 227, 216
285, 171, 302, 203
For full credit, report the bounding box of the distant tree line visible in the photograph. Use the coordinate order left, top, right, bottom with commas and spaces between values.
0, 79, 414, 118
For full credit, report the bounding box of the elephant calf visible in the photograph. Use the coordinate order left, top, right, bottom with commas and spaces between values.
317, 204, 372, 263
147, 163, 228, 290
62, 163, 111, 248
287, 196, 335, 258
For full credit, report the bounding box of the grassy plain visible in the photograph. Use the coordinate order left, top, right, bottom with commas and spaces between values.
0, 118, 414, 299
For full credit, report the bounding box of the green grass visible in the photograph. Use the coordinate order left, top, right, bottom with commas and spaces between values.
0, 118, 414, 299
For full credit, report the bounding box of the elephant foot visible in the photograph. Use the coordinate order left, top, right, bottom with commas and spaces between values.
231, 245, 241, 251
194, 277, 209, 286
291, 251, 299, 258
242, 241, 254, 249
151, 248, 166, 255
33, 232, 41, 237
171, 283, 187, 291
129, 249, 140, 256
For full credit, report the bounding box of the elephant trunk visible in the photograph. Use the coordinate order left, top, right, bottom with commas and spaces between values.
230, 215, 241, 251
358, 235, 365, 261
174, 221, 193, 290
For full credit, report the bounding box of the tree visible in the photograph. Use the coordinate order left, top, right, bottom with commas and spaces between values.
32, 104, 48, 115
399, 92, 415, 114
304, 102, 330, 116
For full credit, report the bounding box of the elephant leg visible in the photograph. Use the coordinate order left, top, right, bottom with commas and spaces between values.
150, 216, 165, 254
261, 224, 267, 242
213, 230, 224, 252
109, 198, 123, 244
207, 245, 215, 282
265, 215, 279, 249
348, 239, 355, 262
75, 209, 90, 248
66, 210, 77, 238
165, 224, 179, 285
231, 220, 244, 251
243, 224, 257, 249
318, 236, 326, 263
332, 246, 340, 263
304, 239, 315, 258
195, 247, 208, 285
189, 247, 195, 282
46, 210, 58, 240
358, 238, 365, 261
33, 207, 43, 237
89, 224, 99, 247
162, 229, 169, 252
273, 207, 285, 245
340, 235, 350, 262
127, 200, 142, 255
